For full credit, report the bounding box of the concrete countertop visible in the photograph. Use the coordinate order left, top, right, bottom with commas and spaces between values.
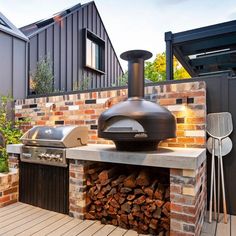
6, 144, 23, 154
66, 144, 206, 170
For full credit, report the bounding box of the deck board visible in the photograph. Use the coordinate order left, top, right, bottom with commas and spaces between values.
215, 214, 230, 236
109, 227, 128, 236
77, 221, 104, 236
0, 203, 30, 218
62, 220, 96, 236
123, 229, 139, 235
32, 215, 73, 236
0, 203, 233, 236
2, 209, 50, 236
0, 206, 38, 228
47, 218, 82, 236
93, 224, 117, 236
18, 211, 67, 236
201, 221, 217, 236
0, 202, 23, 213
231, 215, 236, 236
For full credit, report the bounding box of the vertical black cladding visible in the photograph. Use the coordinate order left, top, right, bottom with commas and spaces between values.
24, 2, 124, 95
19, 162, 69, 214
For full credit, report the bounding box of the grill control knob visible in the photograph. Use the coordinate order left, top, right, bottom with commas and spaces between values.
38, 153, 45, 159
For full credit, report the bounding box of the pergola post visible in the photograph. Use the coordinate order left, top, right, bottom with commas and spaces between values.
165, 31, 173, 80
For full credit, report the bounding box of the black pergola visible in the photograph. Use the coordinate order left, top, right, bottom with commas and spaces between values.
165, 20, 236, 80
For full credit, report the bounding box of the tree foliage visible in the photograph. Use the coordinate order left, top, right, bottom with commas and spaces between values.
31, 57, 54, 95
145, 52, 190, 82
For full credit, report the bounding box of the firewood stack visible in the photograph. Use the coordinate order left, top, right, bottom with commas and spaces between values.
85, 164, 170, 235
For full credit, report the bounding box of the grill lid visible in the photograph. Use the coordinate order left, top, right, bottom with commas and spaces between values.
21, 125, 88, 148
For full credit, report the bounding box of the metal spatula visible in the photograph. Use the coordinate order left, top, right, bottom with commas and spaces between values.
207, 112, 233, 224
207, 137, 233, 157
207, 136, 233, 223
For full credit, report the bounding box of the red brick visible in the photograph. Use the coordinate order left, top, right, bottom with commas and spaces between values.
11, 181, 19, 187
159, 98, 177, 105
170, 230, 194, 236
186, 117, 205, 124
3, 187, 18, 195
0, 199, 17, 207
0, 195, 10, 203
194, 137, 205, 144
177, 124, 196, 130
171, 212, 196, 224
170, 193, 196, 205
183, 206, 197, 215
194, 97, 205, 104
171, 220, 183, 231
171, 203, 183, 213
170, 169, 183, 176
60, 106, 69, 111
70, 172, 76, 178
75, 101, 85, 105
168, 143, 185, 148
36, 120, 46, 125
85, 110, 95, 114
177, 138, 195, 144
170, 184, 182, 194
54, 111, 63, 115
75, 120, 85, 125
176, 130, 185, 137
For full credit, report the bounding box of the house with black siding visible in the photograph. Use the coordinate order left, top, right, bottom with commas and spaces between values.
20, 1, 124, 95
0, 12, 28, 99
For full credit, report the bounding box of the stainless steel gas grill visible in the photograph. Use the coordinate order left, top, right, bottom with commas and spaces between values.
20, 125, 88, 167
19, 125, 88, 214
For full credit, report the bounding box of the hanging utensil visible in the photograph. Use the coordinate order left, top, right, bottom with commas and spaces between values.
207, 137, 232, 157
208, 138, 216, 222
207, 137, 232, 222
207, 112, 233, 224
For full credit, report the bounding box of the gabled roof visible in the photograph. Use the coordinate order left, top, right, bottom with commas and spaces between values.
165, 19, 236, 77
20, 2, 84, 37
0, 12, 28, 41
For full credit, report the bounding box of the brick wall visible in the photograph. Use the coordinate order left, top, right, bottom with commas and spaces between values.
15, 81, 206, 148
69, 160, 94, 219
69, 159, 207, 235
170, 161, 207, 236
0, 168, 19, 207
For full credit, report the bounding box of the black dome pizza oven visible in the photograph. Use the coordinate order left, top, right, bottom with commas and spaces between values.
98, 50, 176, 151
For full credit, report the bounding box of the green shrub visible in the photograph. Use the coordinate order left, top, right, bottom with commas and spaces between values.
0, 95, 24, 173
31, 57, 54, 95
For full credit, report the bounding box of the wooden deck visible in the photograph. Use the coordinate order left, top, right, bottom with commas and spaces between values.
0, 202, 234, 236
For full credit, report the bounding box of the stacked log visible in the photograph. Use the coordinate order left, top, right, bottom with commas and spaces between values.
85, 165, 170, 235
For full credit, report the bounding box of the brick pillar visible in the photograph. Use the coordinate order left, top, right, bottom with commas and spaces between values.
69, 159, 93, 219
0, 166, 19, 207
8, 153, 20, 169
0, 153, 20, 207
170, 161, 207, 236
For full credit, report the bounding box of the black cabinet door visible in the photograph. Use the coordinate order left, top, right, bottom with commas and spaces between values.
19, 162, 69, 214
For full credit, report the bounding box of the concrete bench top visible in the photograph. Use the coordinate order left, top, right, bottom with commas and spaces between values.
6, 144, 23, 154
66, 144, 206, 170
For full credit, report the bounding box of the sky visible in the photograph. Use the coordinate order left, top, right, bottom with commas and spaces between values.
1, 0, 236, 70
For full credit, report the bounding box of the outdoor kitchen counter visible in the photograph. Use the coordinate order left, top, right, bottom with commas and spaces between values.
66, 144, 206, 170
6, 144, 23, 154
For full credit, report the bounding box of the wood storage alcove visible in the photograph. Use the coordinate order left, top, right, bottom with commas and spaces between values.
85, 163, 170, 235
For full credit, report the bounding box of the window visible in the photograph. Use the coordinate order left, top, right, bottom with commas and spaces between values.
0, 17, 10, 28
84, 29, 105, 74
